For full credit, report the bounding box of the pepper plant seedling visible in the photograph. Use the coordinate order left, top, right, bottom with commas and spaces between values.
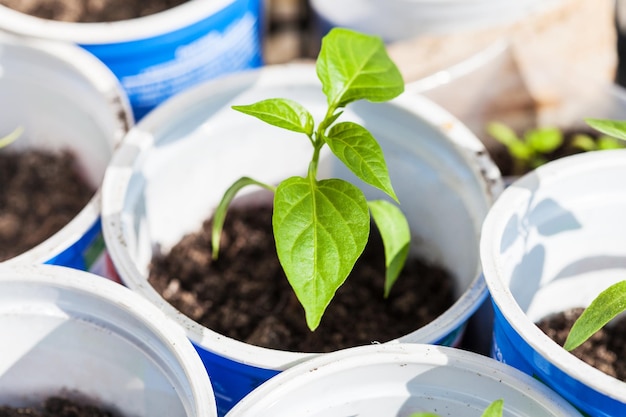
563, 117, 626, 351
486, 121, 563, 176
409, 398, 504, 417
211, 27, 410, 331
0, 126, 23, 148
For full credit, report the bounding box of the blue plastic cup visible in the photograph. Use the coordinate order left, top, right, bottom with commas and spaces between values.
0, 0, 264, 120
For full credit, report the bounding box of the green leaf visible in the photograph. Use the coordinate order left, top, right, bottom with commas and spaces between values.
273, 177, 369, 330
0, 126, 23, 148
564, 280, 626, 351
486, 121, 520, 146
232, 98, 314, 136
368, 200, 410, 298
326, 121, 397, 201
585, 118, 626, 141
211, 177, 276, 259
481, 399, 504, 417
316, 27, 404, 110
526, 127, 562, 153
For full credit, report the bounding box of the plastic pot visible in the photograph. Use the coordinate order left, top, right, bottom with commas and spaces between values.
225, 343, 582, 417
480, 149, 626, 416
0, 32, 133, 276
0, 0, 264, 120
101, 63, 503, 416
310, 0, 559, 43
0, 263, 217, 417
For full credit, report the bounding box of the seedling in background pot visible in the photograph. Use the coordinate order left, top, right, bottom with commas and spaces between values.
211, 28, 410, 331
563, 117, 626, 352
486, 121, 562, 176
409, 399, 504, 417
0, 126, 23, 148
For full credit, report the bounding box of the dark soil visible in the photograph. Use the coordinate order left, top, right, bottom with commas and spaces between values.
0, 396, 121, 417
0, 148, 94, 261
149, 203, 456, 352
0, 0, 190, 22
536, 307, 626, 381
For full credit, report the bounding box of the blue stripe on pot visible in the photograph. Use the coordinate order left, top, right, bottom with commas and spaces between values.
81, 0, 264, 120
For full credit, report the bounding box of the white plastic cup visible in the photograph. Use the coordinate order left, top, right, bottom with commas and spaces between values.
0, 0, 264, 120
226, 343, 582, 417
0, 263, 217, 417
0, 32, 133, 276
101, 63, 503, 416
481, 149, 626, 417
310, 0, 562, 43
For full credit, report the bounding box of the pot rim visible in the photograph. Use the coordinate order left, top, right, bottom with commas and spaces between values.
0, 0, 236, 44
480, 149, 626, 402
102, 62, 502, 370
226, 343, 582, 416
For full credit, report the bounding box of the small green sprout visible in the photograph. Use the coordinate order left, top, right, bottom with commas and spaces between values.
486, 121, 562, 176
570, 133, 624, 152
211, 28, 410, 331
563, 117, 626, 352
409, 398, 504, 417
0, 126, 23, 148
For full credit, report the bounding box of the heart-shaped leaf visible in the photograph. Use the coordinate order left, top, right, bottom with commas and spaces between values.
273, 177, 369, 330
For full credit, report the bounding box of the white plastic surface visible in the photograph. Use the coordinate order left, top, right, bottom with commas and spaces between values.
0, 264, 216, 417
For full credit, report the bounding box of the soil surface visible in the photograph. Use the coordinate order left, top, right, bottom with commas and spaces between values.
149, 204, 456, 352
0, 149, 94, 261
0, 396, 121, 417
536, 307, 626, 381
0, 0, 190, 22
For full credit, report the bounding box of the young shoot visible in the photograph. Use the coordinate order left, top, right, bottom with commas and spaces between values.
486, 121, 562, 176
409, 399, 504, 417
0, 126, 23, 148
211, 28, 410, 331
563, 117, 626, 351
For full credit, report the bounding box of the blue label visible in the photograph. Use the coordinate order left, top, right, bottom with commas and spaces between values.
81, 0, 264, 120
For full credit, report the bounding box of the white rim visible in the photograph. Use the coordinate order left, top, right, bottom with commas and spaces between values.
227, 343, 581, 416
102, 63, 501, 370
480, 149, 626, 403
0, 0, 236, 44
0, 263, 216, 417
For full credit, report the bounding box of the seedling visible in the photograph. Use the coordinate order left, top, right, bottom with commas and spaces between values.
409, 399, 504, 417
211, 28, 410, 331
0, 126, 23, 148
563, 118, 626, 352
486, 121, 562, 176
